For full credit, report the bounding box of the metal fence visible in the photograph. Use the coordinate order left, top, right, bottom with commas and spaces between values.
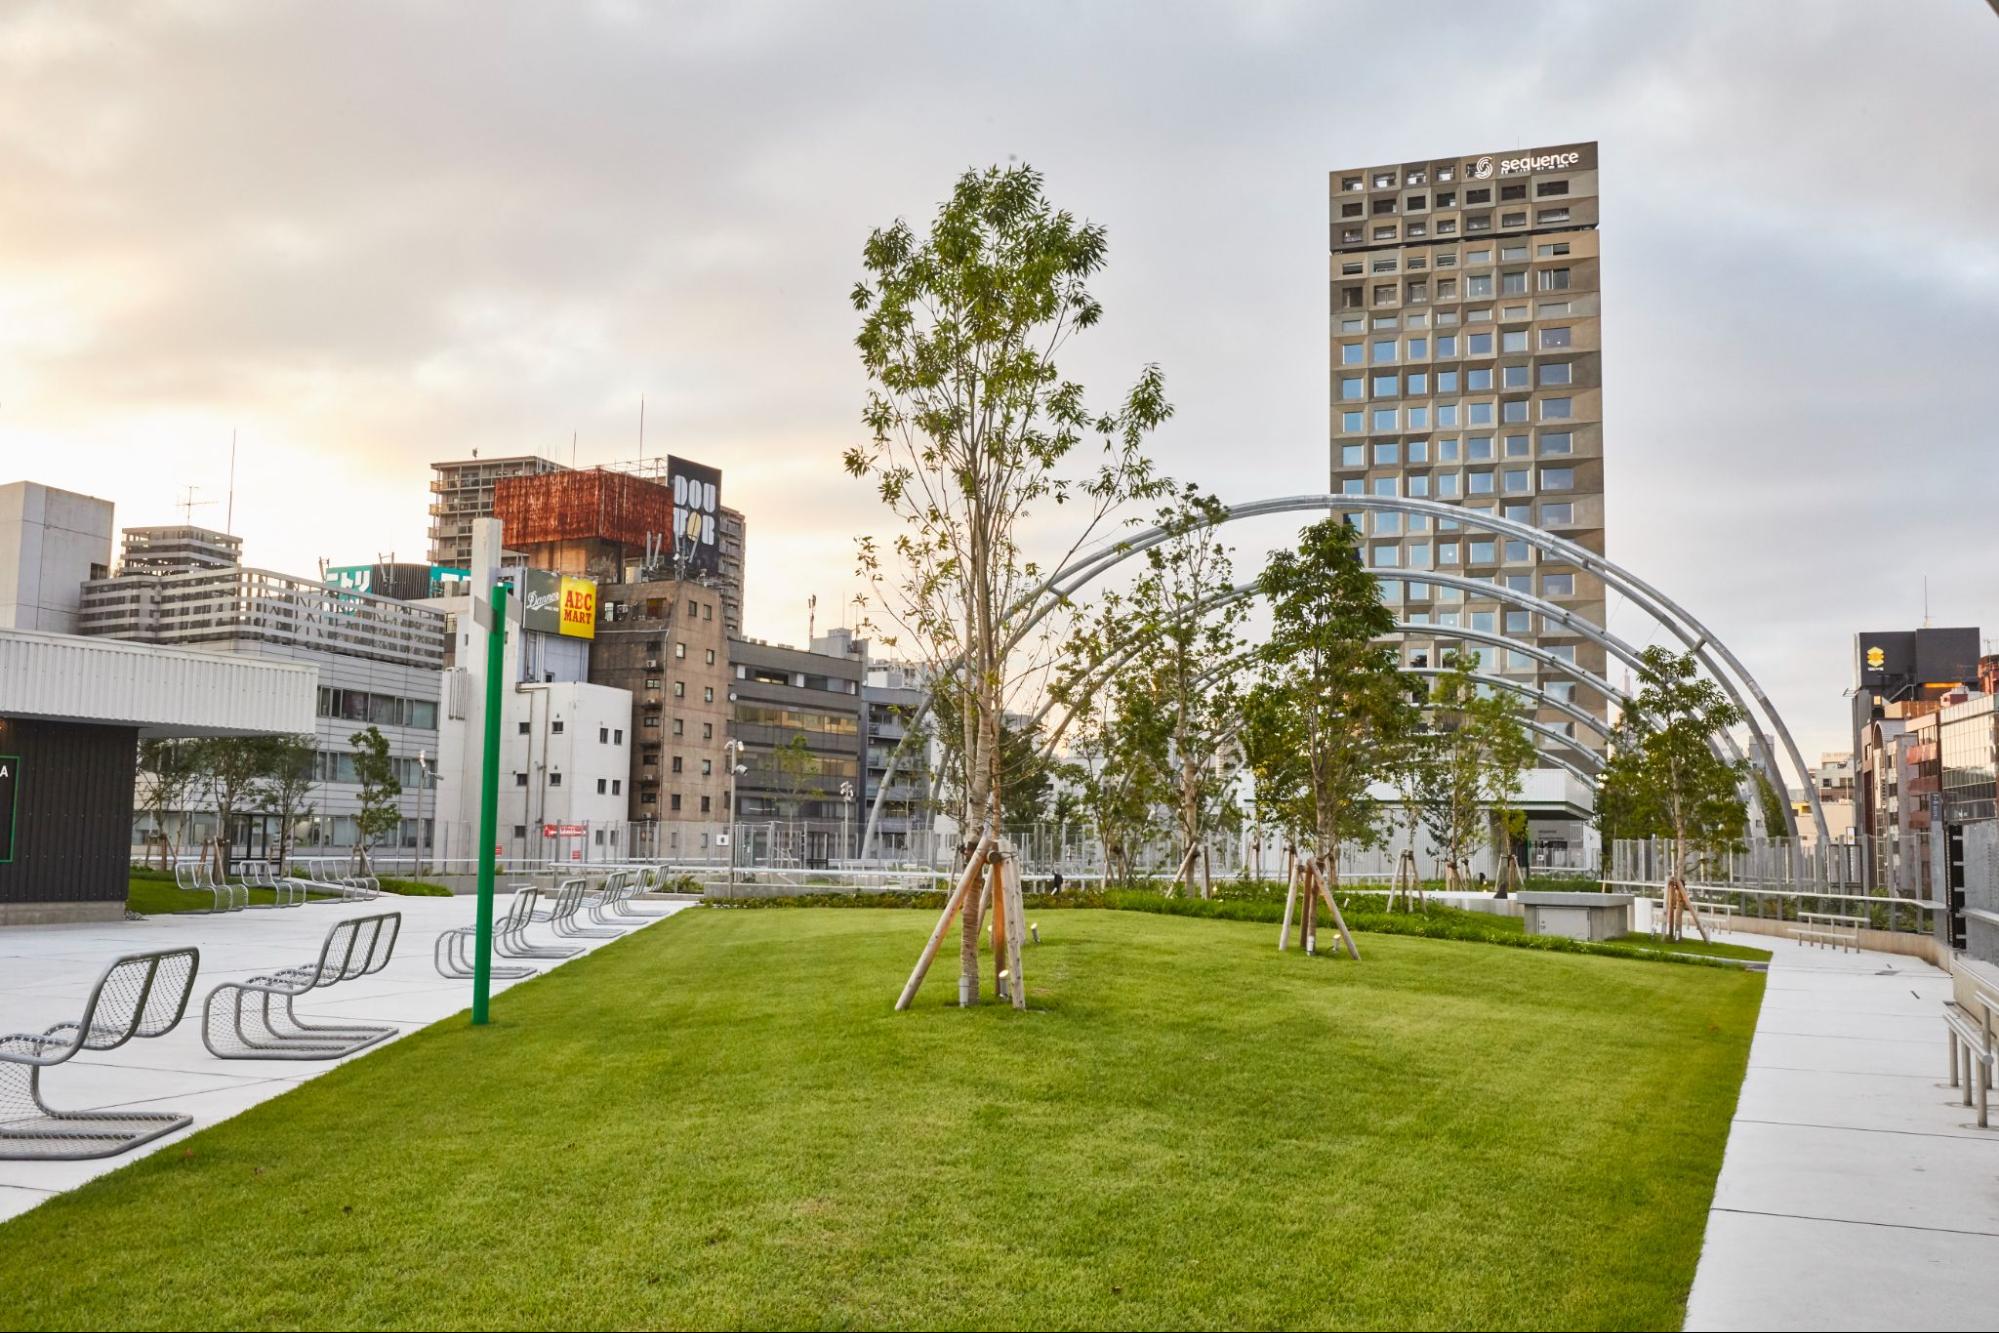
1606, 833, 1954, 937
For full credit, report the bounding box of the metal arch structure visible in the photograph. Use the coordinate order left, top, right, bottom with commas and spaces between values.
1011, 492, 1823, 846
860, 556, 1769, 856
1407, 667, 1609, 737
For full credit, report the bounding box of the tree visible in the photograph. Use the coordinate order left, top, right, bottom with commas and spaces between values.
1596, 646, 1747, 940
769, 734, 818, 821
1067, 487, 1248, 895
1068, 666, 1172, 885
136, 739, 201, 871
1252, 517, 1415, 915
349, 726, 403, 875
1417, 652, 1535, 890
195, 737, 275, 880
256, 734, 318, 874
850, 163, 1169, 1005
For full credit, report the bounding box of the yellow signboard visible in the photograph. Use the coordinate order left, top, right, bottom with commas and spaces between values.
558, 576, 596, 639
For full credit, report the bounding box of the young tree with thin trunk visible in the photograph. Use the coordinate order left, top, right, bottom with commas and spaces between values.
851, 163, 1170, 1007
1597, 646, 1748, 941
256, 734, 318, 875
349, 726, 402, 877
1252, 518, 1415, 925
1417, 651, 1535, 888
136, 738, 201, 870
196, 737, 273, 880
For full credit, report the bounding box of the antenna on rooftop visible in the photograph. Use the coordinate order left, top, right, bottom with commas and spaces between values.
226, 429, 237, 534
808, 593, 817, 643
176, 484, 215, 525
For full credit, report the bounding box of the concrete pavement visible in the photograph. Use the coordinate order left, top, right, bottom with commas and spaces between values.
0, 892, 688, 1222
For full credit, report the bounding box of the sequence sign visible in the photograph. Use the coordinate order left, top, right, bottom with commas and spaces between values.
0, 754, 17, 863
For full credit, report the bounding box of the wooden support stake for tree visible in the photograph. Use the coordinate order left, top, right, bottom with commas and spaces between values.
1278, 847, 1300, 951
1201, 845, 1213, 900
1315, 856, 1362, 960
1002, 851, 1027, 1010
1301, 859, 1319, 955
895, 834, 994, 1011
988, 853, 1009, 1001
1169, 841, 1200, 896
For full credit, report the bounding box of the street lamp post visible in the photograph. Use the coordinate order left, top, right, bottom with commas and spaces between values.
416, 749, 434, 878
839, 780, 854, 866
724, 737, 746, 892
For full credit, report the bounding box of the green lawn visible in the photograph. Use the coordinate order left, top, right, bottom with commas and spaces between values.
126, 870, 450, 913
0, 909, 1761, 1330
1607, 933, 1773, 963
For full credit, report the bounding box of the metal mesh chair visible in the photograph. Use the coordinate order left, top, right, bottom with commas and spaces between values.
1, 948, 202, 1160
202, 912, 402, 1060
435, 891, 539, 980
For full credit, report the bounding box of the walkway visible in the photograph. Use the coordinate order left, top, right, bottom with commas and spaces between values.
0, 892, 688, 1223
1684, 928, 1999, 1330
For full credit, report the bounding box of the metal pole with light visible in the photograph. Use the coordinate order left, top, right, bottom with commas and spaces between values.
472, 580, 508, 1026
724, 737, 745, 891
416, 749, 434, 878
839, 780, 854, 866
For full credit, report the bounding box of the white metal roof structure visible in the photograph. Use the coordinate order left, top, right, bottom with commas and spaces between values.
0, 627, 316, 738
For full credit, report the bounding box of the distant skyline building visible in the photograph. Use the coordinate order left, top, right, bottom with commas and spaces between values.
1329, 141, 1607, 768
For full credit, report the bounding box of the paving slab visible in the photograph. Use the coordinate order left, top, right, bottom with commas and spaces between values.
1684, 929, 1999, 1331
0, 892, 689, 1222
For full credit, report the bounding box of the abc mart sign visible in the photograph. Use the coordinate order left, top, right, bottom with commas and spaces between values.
1471, 149, 1585, 180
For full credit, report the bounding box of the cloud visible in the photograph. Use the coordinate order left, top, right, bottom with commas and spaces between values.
0, 0, 1995, 768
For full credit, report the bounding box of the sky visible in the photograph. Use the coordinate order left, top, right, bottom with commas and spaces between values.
2, 0, 1996, 769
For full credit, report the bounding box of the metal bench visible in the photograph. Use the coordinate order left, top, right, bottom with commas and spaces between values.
175, 860, 246, 912
496, 885, 582, 962
1, 948, 202, 1159
1946, 966, 1999, 1129
1794, 911, 1863, 952
435, 891, 541, 980
202, 912, 402, 1060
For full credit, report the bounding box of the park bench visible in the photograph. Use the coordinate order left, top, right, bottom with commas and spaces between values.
202, 911, 402, 1060
175, 860, 246, 912
1945, 964, 1999, 1129
1, 948, 202, 1159
435, 890, 541, 980
1794, 910, 1863, 952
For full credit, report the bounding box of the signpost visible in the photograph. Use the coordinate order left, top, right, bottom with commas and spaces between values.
472, 582, 508, 1027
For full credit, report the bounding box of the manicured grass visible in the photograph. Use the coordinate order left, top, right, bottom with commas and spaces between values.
1608, 933, 1773, 963
126, 869, 449, 914
0, 909, 1761, 1330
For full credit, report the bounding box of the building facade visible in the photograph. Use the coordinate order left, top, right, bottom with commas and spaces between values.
591, 577, 733, 855
729, 636, 865, 865
0, 482, 115, 632
78, 526, 448, 860
1329, 142, 1607, 767
427, 454, 567, 569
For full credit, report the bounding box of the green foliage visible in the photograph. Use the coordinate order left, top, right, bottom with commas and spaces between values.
1247, 517, 1415, 875
1057, 486, 1247, 890
846, 162, 1169, 844
254, 734, 317, 874
191, 736, 278, 876
135, 738, 201, 870
1415, 651, 1536, 876
348, 725, 403, 871
1596, 647, 1748, 877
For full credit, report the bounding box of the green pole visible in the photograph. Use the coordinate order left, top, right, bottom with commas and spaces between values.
473, 580, 508, 1026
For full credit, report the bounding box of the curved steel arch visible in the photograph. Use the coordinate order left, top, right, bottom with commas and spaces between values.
1019, 492, 1821, 845
1407, 667, 1608, 737
863, 554, 1768, 855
